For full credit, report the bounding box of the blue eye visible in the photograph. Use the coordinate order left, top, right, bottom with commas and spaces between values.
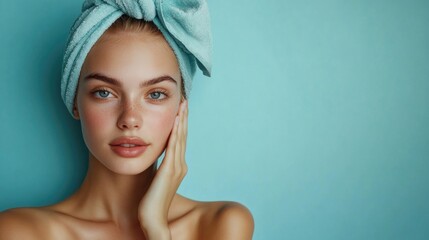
149, 91, 167, 100
93, 89, 112, 99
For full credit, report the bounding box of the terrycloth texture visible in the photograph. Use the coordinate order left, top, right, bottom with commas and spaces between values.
61, 0, 212, 116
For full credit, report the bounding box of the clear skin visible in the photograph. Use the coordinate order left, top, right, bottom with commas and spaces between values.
0, 30, 254, 240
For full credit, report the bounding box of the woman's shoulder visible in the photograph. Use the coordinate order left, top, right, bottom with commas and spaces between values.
198, 200, 254, 239
176, 194, 255, 239
1, 197, 255, 240
0, 207, 63, 239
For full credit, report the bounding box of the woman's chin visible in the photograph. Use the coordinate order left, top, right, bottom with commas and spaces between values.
89, 151, 158, 176
102, 158, 156, 175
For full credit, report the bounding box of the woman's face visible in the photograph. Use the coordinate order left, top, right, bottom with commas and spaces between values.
74, 31, 182, 175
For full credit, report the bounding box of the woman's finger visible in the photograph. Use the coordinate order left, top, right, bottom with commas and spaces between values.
174, 101, 185, 171
178, 101, 188, 176
179, 101, 187, 161
183, 101, 188, 152
161, 115, 179, 170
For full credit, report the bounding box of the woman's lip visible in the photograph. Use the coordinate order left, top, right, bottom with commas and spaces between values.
110, 145, 148, 158
109, 136, 148, 146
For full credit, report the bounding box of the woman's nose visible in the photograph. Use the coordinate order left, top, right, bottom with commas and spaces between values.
117, 101, 143, 130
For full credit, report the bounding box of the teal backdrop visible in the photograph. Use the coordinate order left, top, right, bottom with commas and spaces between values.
1, 0, 428, 239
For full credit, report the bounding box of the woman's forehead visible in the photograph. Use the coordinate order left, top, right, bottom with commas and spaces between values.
81, 32, 181, 85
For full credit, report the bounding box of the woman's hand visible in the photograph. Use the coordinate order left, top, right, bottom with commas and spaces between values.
138, 100, 188, 240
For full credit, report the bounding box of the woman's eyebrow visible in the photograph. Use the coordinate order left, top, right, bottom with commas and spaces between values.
83, 72, 177, 87
140, 75, 177, 87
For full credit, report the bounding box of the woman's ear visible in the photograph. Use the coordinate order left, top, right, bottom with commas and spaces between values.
72, 102, 80, 120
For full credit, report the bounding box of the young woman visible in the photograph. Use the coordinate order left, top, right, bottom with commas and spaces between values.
0, 1, 254, 240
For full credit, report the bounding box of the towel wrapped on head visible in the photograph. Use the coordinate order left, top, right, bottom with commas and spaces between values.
60, 0, 212, 116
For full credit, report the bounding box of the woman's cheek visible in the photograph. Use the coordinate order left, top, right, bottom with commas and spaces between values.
150, 107, 178, 144
80, 103, 113, 144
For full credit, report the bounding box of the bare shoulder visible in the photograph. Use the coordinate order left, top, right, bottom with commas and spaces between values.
174, 195, 254, 239
197, 200, 255, 240
0, 207, 58, 240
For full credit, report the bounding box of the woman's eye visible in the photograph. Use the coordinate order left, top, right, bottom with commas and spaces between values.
93, 89, 112, 99
149, 91, 167, 100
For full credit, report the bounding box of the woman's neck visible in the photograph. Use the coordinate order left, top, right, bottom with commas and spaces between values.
55, 154, 158, 226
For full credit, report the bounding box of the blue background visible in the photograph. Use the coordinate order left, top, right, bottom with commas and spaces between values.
1, 0, 429, 239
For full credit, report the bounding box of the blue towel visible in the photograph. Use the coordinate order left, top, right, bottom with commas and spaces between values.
61, 0, 212, 116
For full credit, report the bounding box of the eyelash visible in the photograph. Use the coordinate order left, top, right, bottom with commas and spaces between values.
148, 89, 169, 102
91, 88, 113, 99
90, 88, 169, 102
